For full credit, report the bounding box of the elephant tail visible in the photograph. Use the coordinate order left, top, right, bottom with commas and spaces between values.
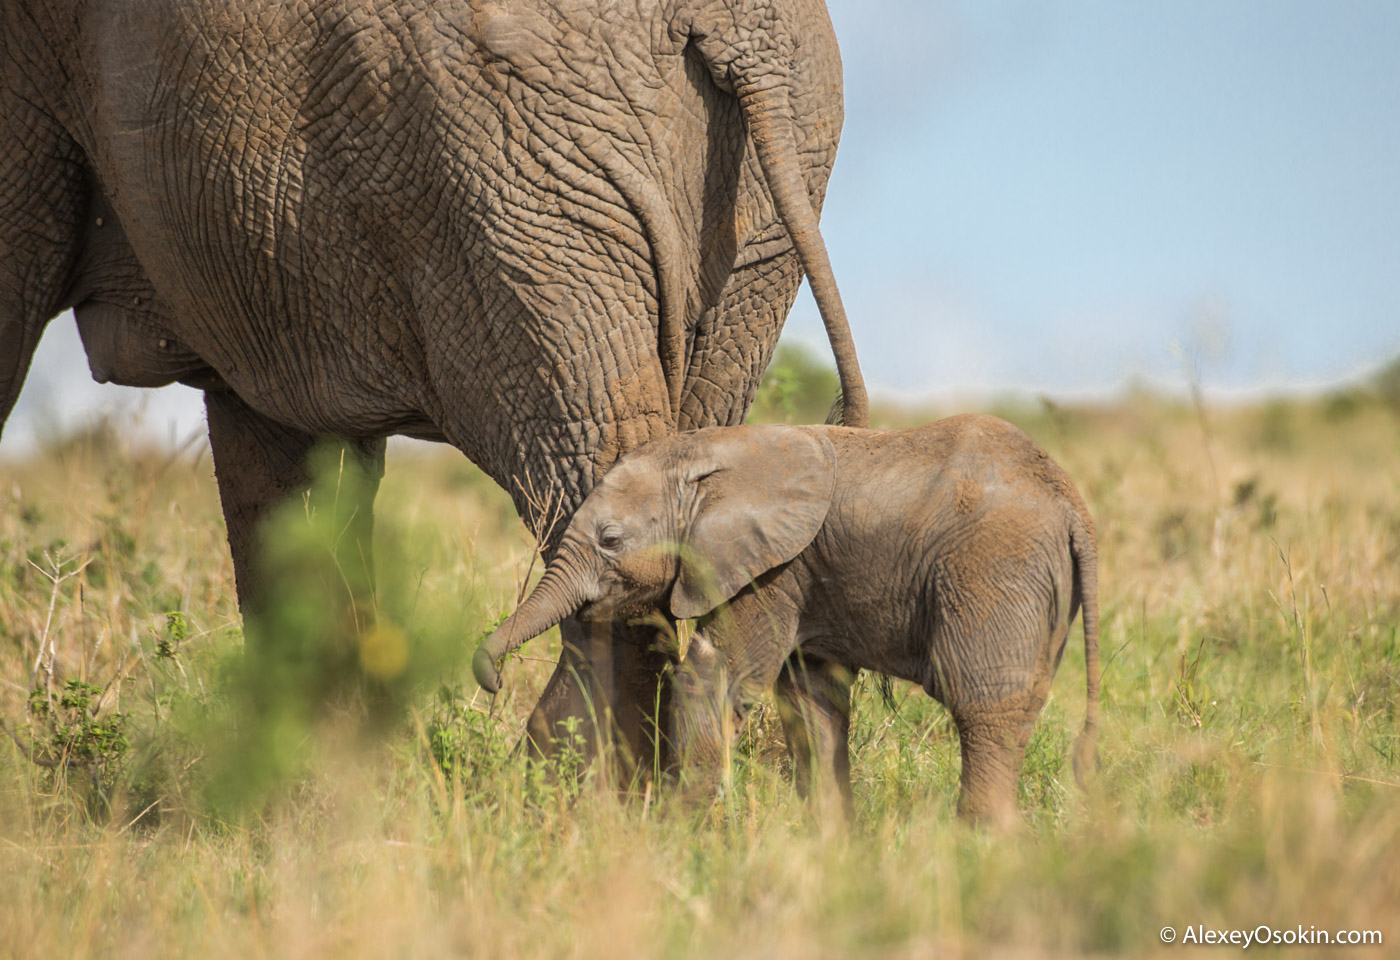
685, 8, 869, 428
824, 390, 844, 425
739, 84, 868, 429
1069, 508, 1101, 792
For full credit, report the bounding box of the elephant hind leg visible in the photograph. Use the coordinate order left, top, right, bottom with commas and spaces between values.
951, 689, 1045, 826
204, 388, 385, 636
0, 92, 87, 434
775, 651, 855, 822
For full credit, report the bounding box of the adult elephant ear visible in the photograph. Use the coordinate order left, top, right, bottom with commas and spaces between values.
670, 425, 836, 620
684, 0, 870, 429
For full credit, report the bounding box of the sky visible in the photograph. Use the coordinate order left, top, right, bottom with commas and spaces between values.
6, 0, 1399, 451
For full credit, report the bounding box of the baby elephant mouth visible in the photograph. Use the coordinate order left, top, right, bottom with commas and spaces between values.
576, 590, 667, 626
572, 566, 671, 623
573, 598, 611, 622
575, 598, 647, 624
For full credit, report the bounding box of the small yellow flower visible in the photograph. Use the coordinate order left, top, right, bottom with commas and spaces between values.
359, 623, 409, 679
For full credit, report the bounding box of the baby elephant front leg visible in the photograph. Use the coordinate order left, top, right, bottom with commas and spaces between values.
774, 652, 854, 822
670, 632, 738, 800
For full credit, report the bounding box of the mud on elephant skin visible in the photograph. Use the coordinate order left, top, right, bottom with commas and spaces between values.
475, 415, 1102, 823
1, 0, 868, 773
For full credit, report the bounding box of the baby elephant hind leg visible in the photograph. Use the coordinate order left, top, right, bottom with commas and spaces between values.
951, 688, 1046, 826
775, 652, 855, 822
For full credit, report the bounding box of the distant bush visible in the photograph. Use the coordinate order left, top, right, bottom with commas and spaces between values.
1321, 389, 1366, 422
1255, 400, 1296, 452
749, 341, 840, 425
1375, 353, 1400, 411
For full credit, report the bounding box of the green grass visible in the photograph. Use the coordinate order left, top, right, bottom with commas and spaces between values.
1, 370, 1398, 957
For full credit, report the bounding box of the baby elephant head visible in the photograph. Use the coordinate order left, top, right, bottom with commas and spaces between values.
472, 425, 836, 693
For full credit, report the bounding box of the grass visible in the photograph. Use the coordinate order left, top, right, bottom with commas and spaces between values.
1, 370, 1398, 957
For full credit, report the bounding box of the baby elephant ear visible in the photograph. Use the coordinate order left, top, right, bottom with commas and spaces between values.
670, 425, 836, 620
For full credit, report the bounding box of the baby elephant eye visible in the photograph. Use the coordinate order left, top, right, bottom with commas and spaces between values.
598, 524, 624, 549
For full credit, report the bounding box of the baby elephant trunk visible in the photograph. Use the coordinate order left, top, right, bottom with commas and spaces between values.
473, 567, 586, 694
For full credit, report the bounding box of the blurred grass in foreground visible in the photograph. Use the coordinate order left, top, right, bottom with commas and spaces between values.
1, 346, 1398, 957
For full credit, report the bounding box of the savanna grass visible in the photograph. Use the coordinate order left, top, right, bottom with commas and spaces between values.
1, 372, 1398, 958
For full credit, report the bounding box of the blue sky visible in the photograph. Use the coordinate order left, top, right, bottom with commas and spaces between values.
7, 0, 1399, 450
787, 0, 1400, 397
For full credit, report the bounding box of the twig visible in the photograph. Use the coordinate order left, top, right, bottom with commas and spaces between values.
117, 798, 164, 835
27, 552, 94, 711
511, 467, 566, 604
1272, 540, 1320, 744
1, 716, 65, 769
0, 836, 49, 864
1103, 637, 1133, 672
83, 627, 106, 687
1172, 336, 1221, 502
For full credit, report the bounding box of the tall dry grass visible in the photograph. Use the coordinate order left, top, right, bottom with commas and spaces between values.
1, 385, 1397, 958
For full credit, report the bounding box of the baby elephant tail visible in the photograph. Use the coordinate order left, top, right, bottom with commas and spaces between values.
1069, 510, 1101, 791
824, 390, 845, 426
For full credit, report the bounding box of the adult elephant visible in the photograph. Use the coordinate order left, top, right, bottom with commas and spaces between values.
0, 0, 866, 775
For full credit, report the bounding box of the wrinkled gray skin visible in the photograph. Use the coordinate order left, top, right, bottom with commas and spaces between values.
1, 0, 868, 772
475, 415, 1102, 823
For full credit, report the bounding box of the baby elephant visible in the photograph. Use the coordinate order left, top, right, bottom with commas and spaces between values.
474, 415, 1100, 823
